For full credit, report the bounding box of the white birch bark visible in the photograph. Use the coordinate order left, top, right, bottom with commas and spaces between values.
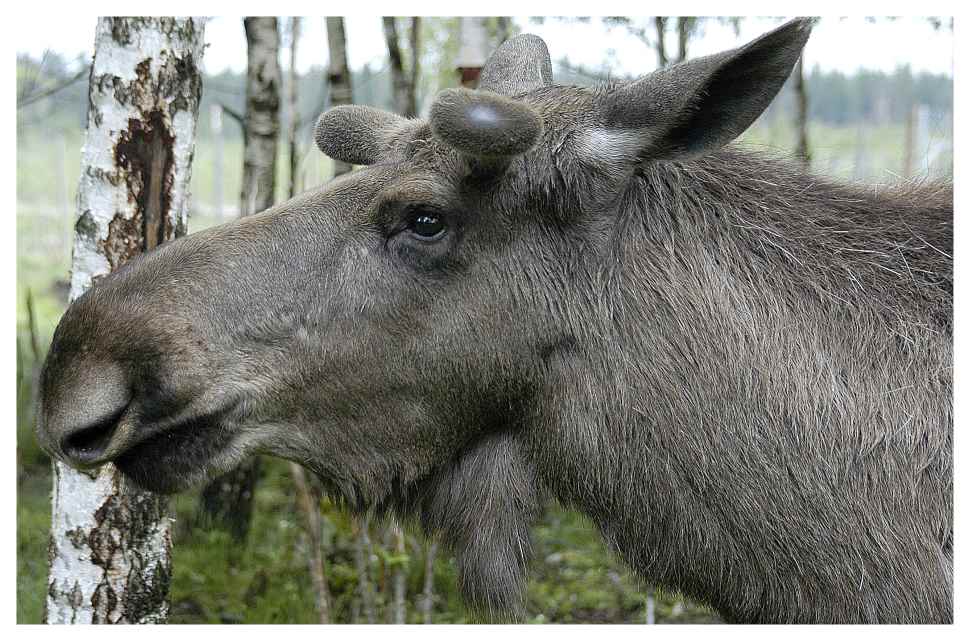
46, 16, 205, 624
240, 17, 281, 216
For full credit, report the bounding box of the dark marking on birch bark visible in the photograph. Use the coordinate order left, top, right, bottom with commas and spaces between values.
91, 577, 120, 623
114, 110, 176, 252
98, 213, 142, 270
66, 526, 87, 549
75, 210, 98, 240
166, 53, 202, 113
69, 581, 84, 621
100, 108, 177, 270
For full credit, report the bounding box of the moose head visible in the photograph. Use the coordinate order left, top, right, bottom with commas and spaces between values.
44, 19, 950, 623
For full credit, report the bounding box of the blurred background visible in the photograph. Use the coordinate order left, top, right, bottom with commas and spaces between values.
16, 16, 953, 624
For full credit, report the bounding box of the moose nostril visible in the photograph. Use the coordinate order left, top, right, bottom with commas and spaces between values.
60, 404, 128, 467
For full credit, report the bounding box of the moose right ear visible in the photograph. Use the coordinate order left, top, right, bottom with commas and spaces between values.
600, 18, 813, 161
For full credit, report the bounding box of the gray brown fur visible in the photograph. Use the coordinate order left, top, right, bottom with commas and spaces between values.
38, 19, 952, 623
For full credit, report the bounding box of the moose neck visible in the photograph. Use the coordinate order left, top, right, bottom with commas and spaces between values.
522, 148, 952, 622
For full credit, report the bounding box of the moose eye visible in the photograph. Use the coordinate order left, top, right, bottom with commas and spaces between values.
407, 210, 446, 240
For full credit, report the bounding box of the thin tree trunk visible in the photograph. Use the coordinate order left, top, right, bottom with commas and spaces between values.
196, 457, 261, 541
383, 17, 409, 118
654, 17, 668, 68
287, 17, 301, 198
353, 513, 377, 623
390, 520, 407, 623
675, 17, 693, 63
240, 17, 281, 216
421, 540, 437, 623
45, 17, 205, 624
326, 17, 353, 176
408, 18, 421, 118
289, 463, 331, 623
793, 54, 811, 169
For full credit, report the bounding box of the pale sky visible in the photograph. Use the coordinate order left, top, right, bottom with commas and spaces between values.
15, 16, 953, 78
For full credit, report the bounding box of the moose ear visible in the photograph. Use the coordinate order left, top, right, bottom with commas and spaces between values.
478, 33, 554, 96
430, 88, 543, 159
601, 18, 814, 160
314, 105, 410, 166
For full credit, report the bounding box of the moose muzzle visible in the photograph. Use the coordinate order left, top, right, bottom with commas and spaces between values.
37, 357, 133, 468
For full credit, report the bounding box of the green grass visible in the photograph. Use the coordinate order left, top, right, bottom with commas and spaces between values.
18, 453, 713, 623
17, 473, 52, 624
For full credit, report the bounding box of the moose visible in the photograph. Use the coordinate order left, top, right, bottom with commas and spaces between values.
38, 18, 952, 623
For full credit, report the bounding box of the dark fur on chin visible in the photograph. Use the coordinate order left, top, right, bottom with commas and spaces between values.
388, 431, 543, 621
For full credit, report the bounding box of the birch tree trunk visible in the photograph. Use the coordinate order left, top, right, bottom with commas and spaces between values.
240, 17, 281, 216
325, 17, 353, 177
45, 16, 205, 624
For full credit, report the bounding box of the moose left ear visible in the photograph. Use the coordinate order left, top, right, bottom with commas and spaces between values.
601, 18, 814, 161
314, 105, 411, 166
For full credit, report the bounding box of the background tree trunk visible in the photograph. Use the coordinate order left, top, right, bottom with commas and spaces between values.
352, 514, 377, 623
421, 541, 438, 623
675, 17, 695, 63
287, 17, 301, 198
325, 17, 353, 176
240, 17, 281, 216
196, 459, 261, 541
794, 54, 811, 169
408, 18, 421, 117
383, 17, 421, 119
289, 463, 332, 623
198, 16, 280, 541
383, 18, 410, 118
391, 522, 407, 624
45, 16, 205, 624
653, 17, 668, 68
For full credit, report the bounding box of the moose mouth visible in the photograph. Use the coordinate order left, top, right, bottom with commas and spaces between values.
113, 406, 241, 494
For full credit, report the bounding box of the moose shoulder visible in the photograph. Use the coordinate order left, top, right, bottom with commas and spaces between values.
38, 18, 952, 623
